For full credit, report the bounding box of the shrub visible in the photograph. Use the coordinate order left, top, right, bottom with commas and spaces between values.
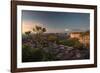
42, 52, 56, 61
47, 35, 58, 42
22, 45, 43, 62
57, 38, 83, 49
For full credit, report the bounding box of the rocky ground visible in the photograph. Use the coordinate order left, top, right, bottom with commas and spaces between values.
22, 35, 90, 62
42, 43, 89, 60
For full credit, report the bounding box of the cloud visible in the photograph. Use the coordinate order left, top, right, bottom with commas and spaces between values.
71, 28, 86, 32
65, 28, 70, 31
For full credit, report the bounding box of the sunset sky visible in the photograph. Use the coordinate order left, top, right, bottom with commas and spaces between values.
22, 10, 90, 33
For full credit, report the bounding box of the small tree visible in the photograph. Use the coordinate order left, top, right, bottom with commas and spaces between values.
25, 31, 31, 36
33, 25, 46, 33
33, 25, 46, 44
32, 25, 47, 60
42, 28, 46, 32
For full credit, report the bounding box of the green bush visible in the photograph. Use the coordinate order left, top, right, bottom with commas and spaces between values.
22, 45, 57, 62
57, 38, 83, 49
22, 45, 43, 62
47, 35, 58, 42
42, 52, 56, 61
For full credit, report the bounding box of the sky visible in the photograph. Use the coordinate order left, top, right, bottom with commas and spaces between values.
22, 10, 90, 33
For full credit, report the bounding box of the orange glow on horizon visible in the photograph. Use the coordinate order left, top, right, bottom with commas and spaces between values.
22, 21, 43, 33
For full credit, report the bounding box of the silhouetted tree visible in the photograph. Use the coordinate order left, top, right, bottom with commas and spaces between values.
25, 31, 31, 36
33, 25, 46, 34
32, 25, 47, 60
